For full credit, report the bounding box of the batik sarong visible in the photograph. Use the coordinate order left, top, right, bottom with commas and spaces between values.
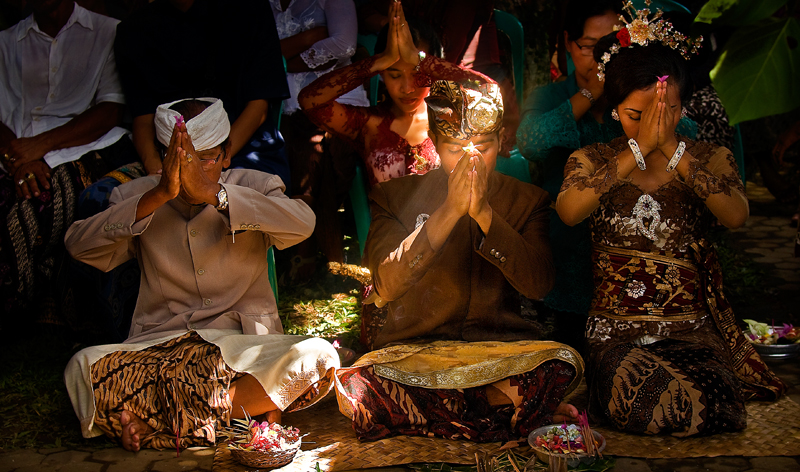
336, 340, 583, 442
587, 243, 786, 436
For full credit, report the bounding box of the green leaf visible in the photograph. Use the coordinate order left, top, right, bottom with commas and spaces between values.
695, 0, 788, 26
711, 17, 800, 125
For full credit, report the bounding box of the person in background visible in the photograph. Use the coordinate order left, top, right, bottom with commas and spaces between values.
272, 0, 369, 282
299, 1, 489, 188
336, 78, 582, 443
113, 0, 290, 185
516, 0, 696, 350
0, 0, 137, 330
64, 98, 339, 453
557, 5, 785, 436
355, 0, 519, 156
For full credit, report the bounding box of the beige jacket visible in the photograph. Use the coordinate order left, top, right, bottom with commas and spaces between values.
65, 170, 315, 343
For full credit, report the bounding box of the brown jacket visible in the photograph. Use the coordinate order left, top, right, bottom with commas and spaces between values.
366, 168, 554, 348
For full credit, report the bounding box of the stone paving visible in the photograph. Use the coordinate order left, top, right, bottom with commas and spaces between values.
1, 181, 798, 472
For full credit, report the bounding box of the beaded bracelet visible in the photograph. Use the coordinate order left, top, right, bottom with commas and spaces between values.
666, 141, 686, 173
579, 88, 595, 105
628, 138, 646, 170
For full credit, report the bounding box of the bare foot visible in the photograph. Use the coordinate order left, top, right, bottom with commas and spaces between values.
120, 410, 153, 452
552, 402, 579, 423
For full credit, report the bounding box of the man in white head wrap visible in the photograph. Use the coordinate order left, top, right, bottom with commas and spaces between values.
62, 98, 338, 452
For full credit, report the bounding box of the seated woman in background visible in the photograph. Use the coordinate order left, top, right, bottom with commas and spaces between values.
271, 0, 369, 282
556, 4, 785, 436
298, 1, 491, 188
515, 0, 621, 347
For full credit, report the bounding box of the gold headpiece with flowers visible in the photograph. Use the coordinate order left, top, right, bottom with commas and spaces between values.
597, 0, 703, 81
425, 80, 504, 140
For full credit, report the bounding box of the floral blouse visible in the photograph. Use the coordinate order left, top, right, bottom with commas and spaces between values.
299, 54, 490, 187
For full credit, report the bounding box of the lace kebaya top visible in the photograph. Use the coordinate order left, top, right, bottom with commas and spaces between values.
270, 0, 368, 115
299, 55, 491, 187
559, 136, 744, 255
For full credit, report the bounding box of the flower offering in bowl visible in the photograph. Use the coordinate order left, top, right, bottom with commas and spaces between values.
744, 319, 800, 360
527, 412, 606, 468
224, 419, 302, 468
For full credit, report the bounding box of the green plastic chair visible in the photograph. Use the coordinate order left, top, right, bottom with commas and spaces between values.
493, 10, 531, 183
493, 9, 524, 108
357, 33, 380, 106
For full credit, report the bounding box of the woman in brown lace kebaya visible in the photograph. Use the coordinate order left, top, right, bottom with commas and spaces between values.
556, 5, 785, 437
298, 1, 491, 187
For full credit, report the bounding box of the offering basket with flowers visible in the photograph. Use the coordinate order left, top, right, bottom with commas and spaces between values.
527, 412, 605, 468
220, 415, 303, 468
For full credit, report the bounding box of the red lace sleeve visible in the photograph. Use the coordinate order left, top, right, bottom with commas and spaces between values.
298, 56, 377, 141
415, 55, 495, 88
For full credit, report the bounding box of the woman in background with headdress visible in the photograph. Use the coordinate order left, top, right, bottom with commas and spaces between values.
556, 2, 785, 436
298, 1, 490, 188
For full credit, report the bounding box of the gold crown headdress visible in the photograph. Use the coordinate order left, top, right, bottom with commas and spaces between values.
597, 0, 703, 81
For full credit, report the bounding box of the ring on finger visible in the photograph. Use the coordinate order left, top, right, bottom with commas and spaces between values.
24, 172, 35, 181
186, 153, 193, 162
17, 179, 25, 186
3, 153, 9, 161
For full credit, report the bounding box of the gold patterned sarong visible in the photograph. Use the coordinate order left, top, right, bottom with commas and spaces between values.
592, 242, 786, 401
335, 340, 584, 442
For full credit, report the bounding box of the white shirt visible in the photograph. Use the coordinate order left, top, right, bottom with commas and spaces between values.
271, 0, 368, 114
0, 3, 128, 168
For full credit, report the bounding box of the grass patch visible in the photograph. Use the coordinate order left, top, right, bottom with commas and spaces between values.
0, 332, 116, 451
278, 269, 363, 351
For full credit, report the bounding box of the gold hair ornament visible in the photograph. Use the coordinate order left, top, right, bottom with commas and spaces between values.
597, 0, 702, 81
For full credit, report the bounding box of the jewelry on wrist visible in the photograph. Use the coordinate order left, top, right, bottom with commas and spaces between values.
215, 185, 229, 211
628, 138, 646, 170
414, 51, 426, 72
579, 88, 595, 105
665, 141, 686, 173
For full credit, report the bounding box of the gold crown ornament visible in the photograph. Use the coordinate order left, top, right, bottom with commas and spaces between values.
597, 0, 703, 81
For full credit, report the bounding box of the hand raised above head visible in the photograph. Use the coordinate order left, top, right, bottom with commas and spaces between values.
373, 2, 401, 71
395, 2, 419, 67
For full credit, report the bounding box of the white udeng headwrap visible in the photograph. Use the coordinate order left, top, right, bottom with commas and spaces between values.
154, 97, 231, 151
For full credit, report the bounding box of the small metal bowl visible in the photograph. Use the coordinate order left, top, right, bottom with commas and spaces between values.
751, 342, 800, 360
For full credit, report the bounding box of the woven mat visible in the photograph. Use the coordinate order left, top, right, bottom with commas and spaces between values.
213, 384, 800, 471
566, 385, 800, 458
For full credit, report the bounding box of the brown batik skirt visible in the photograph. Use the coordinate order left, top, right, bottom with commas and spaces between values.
90, 332, 240, 450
